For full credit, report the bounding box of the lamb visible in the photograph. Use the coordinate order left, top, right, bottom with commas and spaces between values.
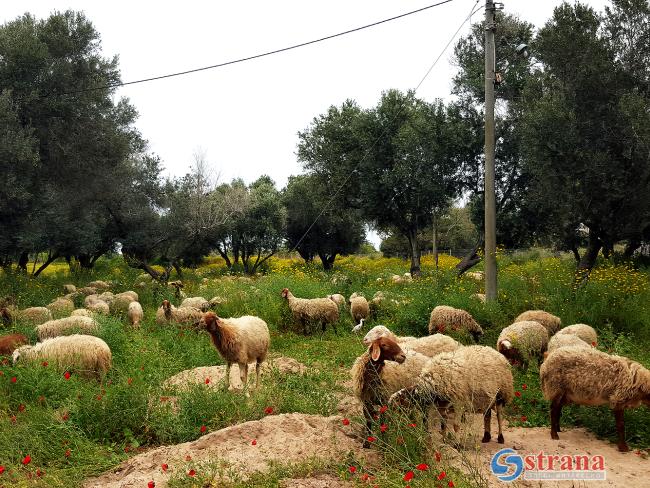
428, 305, 484, 342
203, 311, 270, 393
13, 334, 112, 379
0, 333, 29, 355
497, 321, 549, 366
546, 333, 591, 355
327, 294, 346, 309
555, 323, 598, 347
156, 300, 202, 327
15, 307, 52, 325
389, 346, 514, 444
349, 293, 370, 326
36, 316, 99, 341
350, 336, 430, 447
46, 298, 75, 318
181, 296, 210, 312
363, 325, 460, 358
281, 288, 339, 335
514, 310, 562, 335
540, 346, 650, 452
127, 302, 144, 327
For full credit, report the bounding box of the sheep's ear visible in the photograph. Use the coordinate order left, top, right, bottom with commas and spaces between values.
371, 342, 381, 362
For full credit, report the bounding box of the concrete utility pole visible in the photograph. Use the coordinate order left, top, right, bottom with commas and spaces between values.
484, 0, 498, 301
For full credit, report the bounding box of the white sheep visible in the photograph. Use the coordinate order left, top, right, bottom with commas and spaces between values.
327, 294, 346, 309
127, 302, 144, 327
71, 308, 92, 317
389, 345, 514, 444
155, 300, 202, 327
546, 333, 591, 355
555, 323, 598, 347
203, 311, 270, 393
514, 310, 562, 335
85, 297, 110, 315
363, 325, 416, 346
363, 325, 460, 358
87, 280, 110, 291
351, 336, 429, 447
428, 305, 484, 342
540, 346, 650, 452
181, 296, 210, 312
36, 316, 99, 341
497, 321, 549, 366
109, 291, 138, 314
13, 334, 112, 379
281, 288, 339, 335
16, 307, 52, 325
348, 293, 370, 325
46, 298, 75, 318
63, 284, 77, 294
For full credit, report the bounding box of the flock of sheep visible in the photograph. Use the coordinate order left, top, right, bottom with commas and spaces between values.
1, 279, 649, 455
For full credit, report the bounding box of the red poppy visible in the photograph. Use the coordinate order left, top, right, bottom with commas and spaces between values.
65, 449, 71, 457
367, 436, 376, 443
435, 451, 441, 462
448, 481, 455, 487
62, 412, 69, 421
10, 415, 16, 423
22, 455, 31, 465
408, 423, 417, 427
380, 424, 388, 433
342, 418, 350, 426
361, 473, 369, 481
127, 378, 133, 385
148, 481, 155, 488
515, 391, 521, 397
522, 384, 527, 390
42, 361, 48, 367
38, 396, 45, 403
264, 406, 274, 415
18, 404, 25, 412
437, 471, 447, 480
205, 377, 210, 384
188, 469, 196, 477
379, 405, 388, 414
251, 439, 257, 446
64, 372, 71, 380
11, 376, 16, 383
521, 416, 527, 422
36, 469, 43, 477
403, 471, 414, 481
349, 466, 357, 474
591, 342, 596, 347
96, 395, 102, 401
161, 463, 168, 472
200, 425, 206, 433
416, 463, 429, 471
0, 465, 4, 474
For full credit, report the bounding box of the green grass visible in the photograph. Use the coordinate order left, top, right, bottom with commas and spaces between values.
0, 251, 649, 486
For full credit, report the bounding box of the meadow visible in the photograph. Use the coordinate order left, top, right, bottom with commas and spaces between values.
0, 251, 649, 487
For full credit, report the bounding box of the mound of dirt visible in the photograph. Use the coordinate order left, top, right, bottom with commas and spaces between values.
84, 414, 375, 488
163, 356, 307, 391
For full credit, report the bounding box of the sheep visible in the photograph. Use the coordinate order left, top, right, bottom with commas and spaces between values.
555, 323, 598, 347
428, 305, 484, 342
546, 333, 591, 355
85, 298, 109, 315
348, 293, 370, 326
0, 333, 29, 355
497, 321, 549, 366
514, 310, 562, 335
46, 298, 75, 318
540, 346, 650, 452
63, 284, 76, 294
15, 307, 52, 325
465, 271, 484, 282
155, 300, 202, 327
389, 345, 514, 444
203, 311, 270, 393
363, 325, 460, 358
36, 316, 99, 341
181, 296, 210, 312
281, 288, 339, 335
71, 308, 92, 317
127, 302, 144, 327
77, 286, 98, 296
87, 280, 110, 291
109, 291, 138, 314
351, 336, 430, 447
13, 334, 112, 380
327, 294, 346, 309
209, 296, 227, 308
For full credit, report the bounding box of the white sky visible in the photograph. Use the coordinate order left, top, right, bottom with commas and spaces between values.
5, 0, 609, 247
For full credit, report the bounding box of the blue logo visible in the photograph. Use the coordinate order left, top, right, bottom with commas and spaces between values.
491, 448, 524, 482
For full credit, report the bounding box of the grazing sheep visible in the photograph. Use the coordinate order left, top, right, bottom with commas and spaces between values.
47, 298, 75, 318
71, 308, 92, 317
327, 294, 346, 309
181, 296, 210, 312
209, 296, 227, 308
281, 288, 339, 335
362, 325, 460, 358
428, 305, 484, 342
389, 346, 514, 444
156, 300, 202, 327
546, 333, 591, 355
465, 271, 484, 282
36, 316, 99, 340
497, 321, 549, 366
96, 291, 115, 304
109, 291, 138, 314
127, 302, 144, 327
85, 298, 110, 315
87, 280, 110, 291
555, 323, 598, 347
63, 284, 76, 294
514, 310, 562, 335
203, 311, 270, 393
13, 334, 112, 379
540, 346, 650, 452
77, 286, 98, 296
351, 336, 429, 447
348, 293, 370, 326
0, 333, 29, 355
16, 307, 52, 325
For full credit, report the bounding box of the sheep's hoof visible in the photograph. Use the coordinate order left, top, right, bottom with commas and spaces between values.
618, 443, 630, 453
497, 434, 504, 444
481, 432, 491, 443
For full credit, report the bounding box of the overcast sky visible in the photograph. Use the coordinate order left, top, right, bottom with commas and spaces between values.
5, 1, 609, 246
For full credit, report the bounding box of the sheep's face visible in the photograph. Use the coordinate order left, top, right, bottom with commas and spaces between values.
203, 312, 220, 333
162, 300, 171, 312
12, 345, 29, 364
370, 337, 405, 364
281, 288, 289, 299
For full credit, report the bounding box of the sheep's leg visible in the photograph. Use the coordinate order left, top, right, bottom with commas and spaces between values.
301, 318, 307, 336
331, 320, 338, 335
550, 394, 564, 440
255, 360, 262, 390
496, 394, 505, 443
239, 362, 249, 396
482, 409, 492, 443
614, 409, 629, 452
224, 363, 232, 390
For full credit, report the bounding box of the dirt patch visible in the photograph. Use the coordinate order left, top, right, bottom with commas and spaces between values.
163, 355, 307, 391
84, 414, 376, 488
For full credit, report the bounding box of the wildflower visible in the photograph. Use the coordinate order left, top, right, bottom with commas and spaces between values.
435, 451, 442, 462
379, 405, 388, 414
349, 466, 357, 474
64, 372, 71, 380
11, 376, 16, 383
521, 416, 527, 422
342, 418, 350, 426
188, 469, 196, 477
18, 404, 25, 412
515, 391, 521, 398
448, 480, 455, 487
361, 472, 369, 481
161, 463, 168, 472
264, 406, 274, 415
403, 471, 414, 481
437, 471, 447, 480
205, 377, 210, 384
62, 412, 69, 421
380, 424, 388, 433
367, 436, 376, 443
22, 455, 31, 465
65, 449, 71, 457
408, 422, 417, 427
36, 469, 43, 477
0, 465, 4, 474
148, 481, 155, 488
251, 439, 257, 446
416, 463, 429, 471
10, 415, 16, 423
521, 384, 527, 390
42, 361, 48, 367
127, 378, 133, 385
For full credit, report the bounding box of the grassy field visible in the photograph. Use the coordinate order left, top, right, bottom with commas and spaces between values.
0, 251, 649, 487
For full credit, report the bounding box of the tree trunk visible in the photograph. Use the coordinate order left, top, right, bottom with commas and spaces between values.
623, 239, 640, 259
216, 242, 232, 268
33, 252, 60, 277
574, 234, 602, 287
318, 252, 336, 270
406, 230, 421, 277
173, 261, 183, 279
455, 241, 484, 276
18, 251, 29, 272
571, 247, 581, 263
432, 212, 439, 270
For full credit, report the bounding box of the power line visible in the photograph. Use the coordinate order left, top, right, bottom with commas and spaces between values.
39, 0, 456, 99
289, 0, 482, 255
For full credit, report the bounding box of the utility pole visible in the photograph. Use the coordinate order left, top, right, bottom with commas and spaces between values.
484, 0, 498, 301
